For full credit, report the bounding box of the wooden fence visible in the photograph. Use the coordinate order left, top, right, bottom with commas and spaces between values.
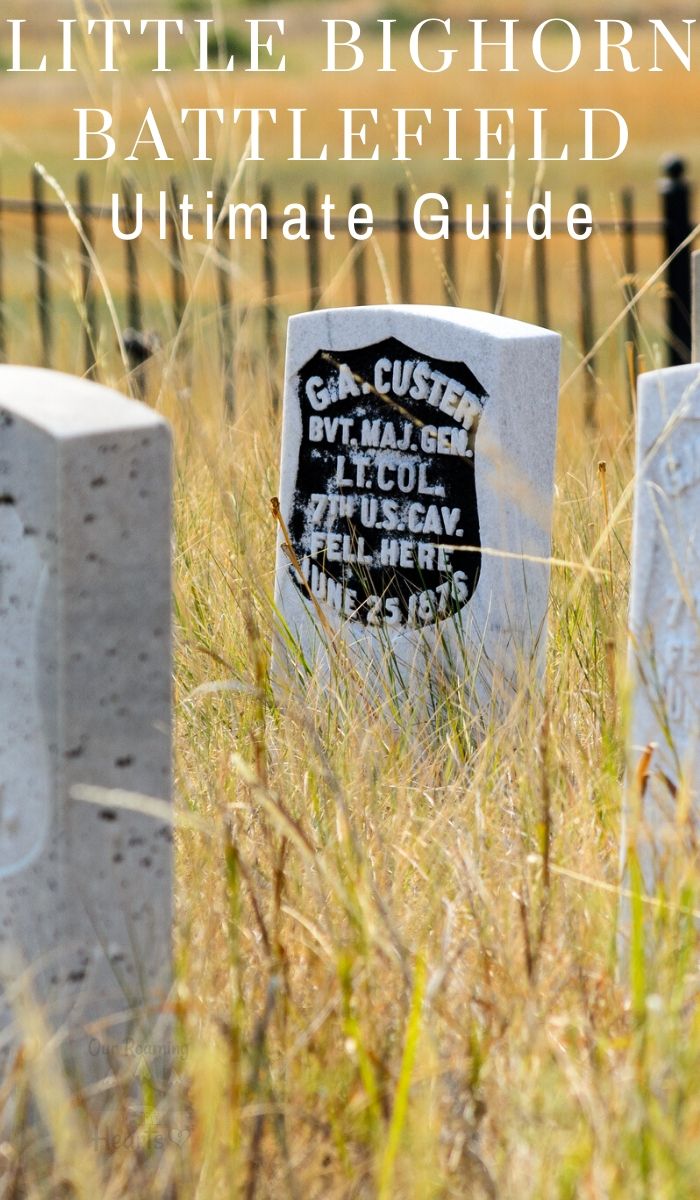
0, 156, 694, 423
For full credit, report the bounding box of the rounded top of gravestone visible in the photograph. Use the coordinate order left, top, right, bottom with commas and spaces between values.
0, 366, 167, 439
289, 305, 559, 344
638, 361, 700, 388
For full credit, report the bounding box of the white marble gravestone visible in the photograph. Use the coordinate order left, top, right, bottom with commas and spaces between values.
0, 366, 172, 1080
626, 361, 700, 888
274, 306, 560, 709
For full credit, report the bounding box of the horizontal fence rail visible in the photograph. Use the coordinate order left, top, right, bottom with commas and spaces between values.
0, 157, 694, 424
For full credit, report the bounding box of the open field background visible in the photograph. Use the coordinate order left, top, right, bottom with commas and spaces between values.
3, 3, 700, 1198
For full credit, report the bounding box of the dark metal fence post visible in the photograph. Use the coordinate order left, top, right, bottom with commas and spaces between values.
260, 182, 279, 410
532, 205, 549, 329
305, 183, 321, 309
486, 187, 503, 313
576, 187, 597, 429
396, 186, 412, 304
621, 186, 638, 410
32, 167, 52, 367
441, 187, 456, 305
660, 155, 692, 365
168, 177, 186, 334
77, 172, 97, 378
350, 185, 368, 307
121, 178, 146, 394
122, 178, 142, 337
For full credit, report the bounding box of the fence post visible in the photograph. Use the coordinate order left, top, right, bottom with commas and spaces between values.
442, 187, 457, 305
168, 177, 186, 334
260, 181, 279, 410
396, 186, 413, 304
621, 186, 638, 409
122, 178, 142, 336
305, 183, 321, 309
487, 187, 502, 312
350, 185, 368, 307
77, 173, 97, 378
32, 167, 52, 368
532, 206, 549, 329
660, 155, 693, 366
215, 179, 235, 417
120, 178, 146, 394
576, 187, 597, 429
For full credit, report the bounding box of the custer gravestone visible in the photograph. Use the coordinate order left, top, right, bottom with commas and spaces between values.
274, 306, 561, 709
626, 361, 700, 890
0, 366, 172, 1081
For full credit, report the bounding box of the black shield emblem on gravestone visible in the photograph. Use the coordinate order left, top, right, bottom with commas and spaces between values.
287, 336, 488, 630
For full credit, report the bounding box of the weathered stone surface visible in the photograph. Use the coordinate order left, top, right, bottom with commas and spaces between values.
274, 305, 560, 710
0, 366, 172, 1080
626, 362, 700, 886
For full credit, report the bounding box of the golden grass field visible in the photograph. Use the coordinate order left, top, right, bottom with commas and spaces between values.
3, 3, 700, 1198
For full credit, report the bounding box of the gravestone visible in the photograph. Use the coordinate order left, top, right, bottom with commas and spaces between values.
0, 366, 172, 1082
274, 306, 560, 709
626, 361, 700, 889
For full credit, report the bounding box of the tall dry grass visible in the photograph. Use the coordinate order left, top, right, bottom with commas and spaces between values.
3, 7, 700, 1199
5, 256, 700, 1198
